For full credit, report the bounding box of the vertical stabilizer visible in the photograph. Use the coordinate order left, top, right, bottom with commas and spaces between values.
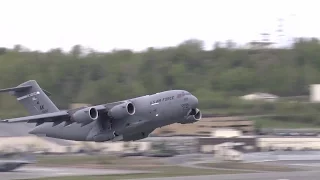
0, 80, 59, 115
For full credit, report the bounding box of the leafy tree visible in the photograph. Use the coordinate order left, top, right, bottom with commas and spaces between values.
1, 38, 320, 124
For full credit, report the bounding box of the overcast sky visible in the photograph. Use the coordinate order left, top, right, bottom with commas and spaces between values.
0, 0, 318, 52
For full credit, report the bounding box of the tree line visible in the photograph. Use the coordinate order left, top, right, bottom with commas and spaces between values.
1, 38, 320, 119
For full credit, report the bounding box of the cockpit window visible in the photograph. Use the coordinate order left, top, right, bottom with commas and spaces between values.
177, 91, 191, 98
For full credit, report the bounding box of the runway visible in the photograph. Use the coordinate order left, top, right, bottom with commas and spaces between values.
5, 153, 320, 180
134, 170, 320, 180
4, 165, 320, 180
135, 158, 320, 180
1, 166, 150, 180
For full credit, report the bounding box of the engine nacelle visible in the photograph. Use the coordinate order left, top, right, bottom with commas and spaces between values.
108, 101, 135, 119
71, 107, 99, 124
179, 108, 202, 124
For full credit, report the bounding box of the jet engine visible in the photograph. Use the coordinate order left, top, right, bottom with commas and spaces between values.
71, 107, 99, 124
179, 108, 202, 124
108, 101, 135, 119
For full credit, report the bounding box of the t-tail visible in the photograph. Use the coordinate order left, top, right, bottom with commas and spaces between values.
0, 80, 59, 115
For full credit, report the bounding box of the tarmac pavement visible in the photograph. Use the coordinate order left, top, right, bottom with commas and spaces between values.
1, 166, 150, 180
133, 170, 320, 180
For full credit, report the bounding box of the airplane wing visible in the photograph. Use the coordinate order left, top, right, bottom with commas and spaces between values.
0, 104, 117, 124
1, 111, 70, 123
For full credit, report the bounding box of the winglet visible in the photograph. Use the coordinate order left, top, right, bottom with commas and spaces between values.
0, 85, 32, 93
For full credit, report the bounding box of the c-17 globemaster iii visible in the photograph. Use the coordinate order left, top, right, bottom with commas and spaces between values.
0, 80, 201, 142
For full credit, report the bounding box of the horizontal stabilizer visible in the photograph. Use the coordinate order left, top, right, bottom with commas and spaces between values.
0, 110, 69, 123
0, 85, 32, 93
0, 85, 52, 96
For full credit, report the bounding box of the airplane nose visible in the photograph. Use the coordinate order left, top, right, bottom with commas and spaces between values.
190, 95, 199, 108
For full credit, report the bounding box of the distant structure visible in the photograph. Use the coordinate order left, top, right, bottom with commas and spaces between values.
153, 116, 254, 136
243, 16, 296, 49
276, 18, 285, 47
310, 84, 320, 102
211, 128, 242, 138
240, 92, 279, 102
246, 33, 275, 49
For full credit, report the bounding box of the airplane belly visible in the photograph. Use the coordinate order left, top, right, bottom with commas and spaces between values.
113, 115, 154, 134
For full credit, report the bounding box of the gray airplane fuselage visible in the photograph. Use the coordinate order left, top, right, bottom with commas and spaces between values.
29, 90, 199, 142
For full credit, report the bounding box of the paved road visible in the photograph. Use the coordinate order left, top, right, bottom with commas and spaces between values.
142, 154, 320, 180
6, 153, 320, 180
133, 170, 320, 180
1, 166, 150, 180
162, 154, 272, 172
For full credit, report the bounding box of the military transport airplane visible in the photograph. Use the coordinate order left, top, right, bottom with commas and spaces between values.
0, 80, 201, 142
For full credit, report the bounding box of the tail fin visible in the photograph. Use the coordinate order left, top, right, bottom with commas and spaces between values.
0, 80, 59, 115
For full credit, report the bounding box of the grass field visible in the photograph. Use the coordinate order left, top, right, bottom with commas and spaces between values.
35, 154, 167, 169
23, 166, 249, 180
24, 155, 306, 180
26, 155, 248, 180
199, 162, 301, 172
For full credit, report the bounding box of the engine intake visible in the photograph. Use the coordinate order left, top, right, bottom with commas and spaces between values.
179, 108, 202, 124
71, 107, 99, 124
89, 107, 99, 119
108, 101, 135, 119
193, 108, 202, 121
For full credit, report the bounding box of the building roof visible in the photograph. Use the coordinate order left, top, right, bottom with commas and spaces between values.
241, 92, 279, 99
